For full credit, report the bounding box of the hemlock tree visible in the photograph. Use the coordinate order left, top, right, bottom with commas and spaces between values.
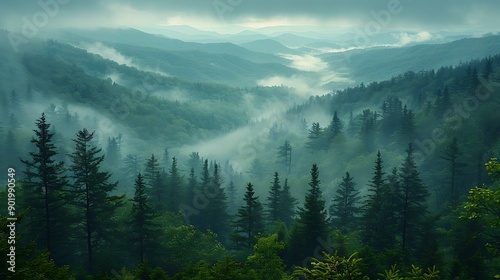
130, 173, 158, 264
330, 172, 361, 231
68, 128, 124, 271
396, 143, 429, 255
287, 164, 328, 264
231, 182, 264, 249
20, 113, 70, 262
266, 172, 282, 224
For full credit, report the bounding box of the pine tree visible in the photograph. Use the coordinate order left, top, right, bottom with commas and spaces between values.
231, 182, 264, 249
396, 143, 429, 255
68, 128, 124, 271
266, 172, 282, 224
288, 164, 328, 264
278, 179, 297, 226
330, 172, 361, 231
20, 113, 69, 263
130, 173, 158, 263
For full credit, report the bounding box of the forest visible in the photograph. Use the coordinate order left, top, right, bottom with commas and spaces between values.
1, 32, 500, 279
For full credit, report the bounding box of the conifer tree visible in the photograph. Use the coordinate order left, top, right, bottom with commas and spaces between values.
277, 140, 292, 174
266, 172, 282, 223
440, 137, 465, 205
130, 173, 158, 263
330, 172, 361, 231
362, 151, 396, 250
278, 179, 297, 226
231, 182, 264, 249
166, 157, 182, 212
328, 111, 343, 141
20, 113, 69, 262
68, 128, 124, 271
287, 164, 328, 264
396, 143, 429, 255
144, 154, 165, 211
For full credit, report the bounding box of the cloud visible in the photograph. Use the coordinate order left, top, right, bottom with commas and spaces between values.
81, 42, 135, 66
394, 31, 433, 46
1, 1, 499, 34
282, 54, 328, 72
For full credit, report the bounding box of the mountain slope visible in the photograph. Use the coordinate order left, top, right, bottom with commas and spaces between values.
323, 35, 500, 85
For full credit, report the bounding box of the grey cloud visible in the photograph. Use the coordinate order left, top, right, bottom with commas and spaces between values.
1, 0, 499, 33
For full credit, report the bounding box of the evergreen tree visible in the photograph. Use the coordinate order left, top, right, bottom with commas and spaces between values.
231, 182, 264, 249
197, 162, 228, 241
162, 147, 170, 170
130, 173, 158, 264
144, 154, 165, 212
288, 164, 328, 264
227, 180, 237, 215
395, 143, 429, 256
278, 179, 297, 226
122, 154, 140, 182
362, 151, 396, 251
440, 137, 465, 205
166, 157, 183, 212
20, 113, 69, 263
266, 172, 282, 224
328, 111, 343, 141
306, 122, 324, 151
330, 172, 361, 231
277, 140, 292, 174
106, 137, 121, 167
68, 128, 124, 271
398, 105, 416, 144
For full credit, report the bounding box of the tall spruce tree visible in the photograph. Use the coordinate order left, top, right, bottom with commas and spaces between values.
266, 172, 282, 224
130, 173, 157, 264
197, 162, 228, 241
20, 113, 69, 262
278, 179, 297, 226
362, 151, 396, 250
144, 154, 165, 212
440, 137, 465, 205
288, 164, 328, 264
396, 143, 429, 255
68, 128, 124, 271
166, 157, 182, 212
330, 172, 361, 231
231, 182, 264, 249
328, 111, 343, 141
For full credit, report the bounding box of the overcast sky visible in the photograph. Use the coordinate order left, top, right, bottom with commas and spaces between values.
1, 0, 499, 35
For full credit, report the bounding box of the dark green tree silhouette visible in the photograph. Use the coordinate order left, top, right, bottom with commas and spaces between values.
68, 128, 124, 271
231, 182, 264, 249
330, 172, 361, 231
20, 113, 69, 263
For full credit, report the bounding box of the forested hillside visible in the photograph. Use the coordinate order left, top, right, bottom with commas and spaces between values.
1, 28, 500, 279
